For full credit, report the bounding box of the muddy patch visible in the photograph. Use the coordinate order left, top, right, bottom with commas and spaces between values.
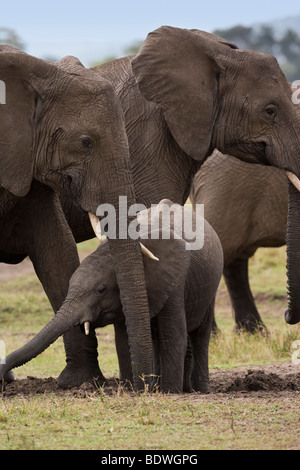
2, 362, 299, 399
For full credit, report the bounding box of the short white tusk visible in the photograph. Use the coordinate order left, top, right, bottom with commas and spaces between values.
84, 321, 90, 336
88, 212, 103, 242
286, 171, 300, 192
140, 242, 159, 261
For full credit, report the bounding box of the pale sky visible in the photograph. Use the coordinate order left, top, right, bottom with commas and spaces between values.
1, 0, 300, 65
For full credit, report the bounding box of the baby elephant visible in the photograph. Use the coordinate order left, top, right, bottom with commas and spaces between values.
0, 201, 223, 393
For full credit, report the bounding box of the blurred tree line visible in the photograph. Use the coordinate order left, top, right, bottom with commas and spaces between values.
213, 25, 300, 81
94, 25, 300, 81
0, 27, 25, 50
91, 40, 142, 66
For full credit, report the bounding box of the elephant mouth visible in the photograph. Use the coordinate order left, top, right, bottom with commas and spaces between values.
88, 212, 159, 261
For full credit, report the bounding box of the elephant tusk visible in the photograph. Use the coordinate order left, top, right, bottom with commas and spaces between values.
89, 212, 158, 260
88, 212, 103, 242
140, 242, 159, 261
84, 321, 90, 336
286, 171, 300, 192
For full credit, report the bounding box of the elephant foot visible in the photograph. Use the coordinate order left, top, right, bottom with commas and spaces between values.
57, 363, 106, 389
235, 317, 268, 335
193, 382, 211, 394
191, 375, 211, 394
58, 325, 106, 389
0, 369, 15, 385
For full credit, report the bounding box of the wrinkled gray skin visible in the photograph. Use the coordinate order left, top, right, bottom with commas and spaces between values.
0, 47, 152, 390
190, 150, 288, 333
3, 25, 300, 388
0, 202, 223, 393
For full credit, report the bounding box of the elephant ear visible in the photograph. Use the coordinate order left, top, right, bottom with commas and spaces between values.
141, 232, 190, 317
55, 55, 85, 73
0, 46, 57, 196
131, 26, 237, 161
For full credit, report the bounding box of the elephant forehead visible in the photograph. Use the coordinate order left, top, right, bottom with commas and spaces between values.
70, 252, 114, 289
235, 51, 287, 89
70, 268, 105, 291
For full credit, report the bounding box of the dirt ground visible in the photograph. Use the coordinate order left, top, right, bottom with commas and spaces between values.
1, 361, 299, 400
1, 257, 300, 402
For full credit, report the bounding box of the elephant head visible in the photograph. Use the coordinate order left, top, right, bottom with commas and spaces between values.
131, 26, 300, 325
0, 47, 152, 389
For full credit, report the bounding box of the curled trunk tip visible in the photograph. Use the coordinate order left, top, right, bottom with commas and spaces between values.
285, 309, 300, 325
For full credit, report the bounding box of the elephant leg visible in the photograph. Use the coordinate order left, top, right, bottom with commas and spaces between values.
114, 318, 162, 392
149, 317, 161, 392
57, 327, 105, 388
24, 184, 105, 387
209, 296, 220, 336
189, 307, 212, 394
223, 257, 267, 333
114, 320, 133, 387
183, 336, 193, 393
157, 291, 187, 393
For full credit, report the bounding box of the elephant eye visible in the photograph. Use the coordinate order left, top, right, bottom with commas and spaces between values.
97, 286, 107, 295
264, 105, 277, 121
80, 136, 92, 148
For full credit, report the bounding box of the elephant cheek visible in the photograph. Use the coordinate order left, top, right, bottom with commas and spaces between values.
285, 181, 300, 324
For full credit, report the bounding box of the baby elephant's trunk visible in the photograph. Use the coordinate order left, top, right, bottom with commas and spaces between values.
0, 304, 81, 381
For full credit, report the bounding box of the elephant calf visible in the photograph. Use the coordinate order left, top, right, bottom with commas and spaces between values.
0, 201, 223, 393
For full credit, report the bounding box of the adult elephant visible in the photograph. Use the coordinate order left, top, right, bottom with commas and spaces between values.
190, 149, 288, 332
93, 26, 300, 328
0, 47, 153, 390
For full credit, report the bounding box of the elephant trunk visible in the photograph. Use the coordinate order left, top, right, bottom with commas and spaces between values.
0, 303, 82, 380
285, 181, 300, 324
91, 136, 153, 390
109, 237, 153, 390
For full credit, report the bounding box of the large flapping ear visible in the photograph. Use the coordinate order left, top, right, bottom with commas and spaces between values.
141, 232, 190, 317
0, 46, 57, 196
131, 26, 237, 161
